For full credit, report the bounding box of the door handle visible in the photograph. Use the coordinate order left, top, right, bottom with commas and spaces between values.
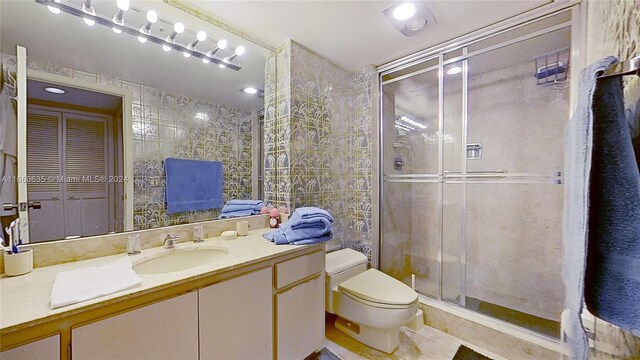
51, 196, 59, 200
3, 202, 41, 211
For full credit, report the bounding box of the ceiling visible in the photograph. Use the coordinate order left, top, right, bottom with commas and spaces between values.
28, 79, 122, 111
185, 0, 553, 71
1, 0, 268, 112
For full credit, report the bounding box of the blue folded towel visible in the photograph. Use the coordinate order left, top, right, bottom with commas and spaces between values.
263, 207, 334, 245
218, 209, 257, 219
221, 202, 264, 214
225, 200, 264, 206
294, 207, 333, 222
218, 200, 264, 219
164, 158, 224, 214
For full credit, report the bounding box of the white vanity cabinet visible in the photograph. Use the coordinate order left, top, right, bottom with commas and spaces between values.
0, 334, 60, 360
72, 292, 199, 360
275, 251, 325, 360
1, 244, 326, 360
198, 267, 273, 360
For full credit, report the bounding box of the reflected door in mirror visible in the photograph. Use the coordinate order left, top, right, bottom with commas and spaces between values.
27, 105, 121, 242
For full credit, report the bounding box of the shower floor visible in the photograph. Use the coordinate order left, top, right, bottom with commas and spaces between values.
400, 274, 561, 338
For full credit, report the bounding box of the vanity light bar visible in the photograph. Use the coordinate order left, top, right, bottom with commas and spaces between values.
35, 0, 242, 71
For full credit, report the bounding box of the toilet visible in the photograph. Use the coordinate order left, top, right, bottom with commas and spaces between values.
325, 248, 419, 353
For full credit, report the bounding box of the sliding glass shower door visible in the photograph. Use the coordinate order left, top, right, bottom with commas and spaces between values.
380, 10, 571, 338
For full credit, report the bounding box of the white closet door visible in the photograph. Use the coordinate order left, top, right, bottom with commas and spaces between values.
63, 113, 109, 237
26, 108, 64, 242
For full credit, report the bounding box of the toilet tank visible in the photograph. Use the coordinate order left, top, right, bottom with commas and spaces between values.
325, 249, 367, 313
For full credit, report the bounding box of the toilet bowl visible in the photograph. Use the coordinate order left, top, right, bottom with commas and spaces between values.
326, 249, 419, 353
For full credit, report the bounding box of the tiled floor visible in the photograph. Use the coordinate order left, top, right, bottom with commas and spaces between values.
324, 315, 508, 360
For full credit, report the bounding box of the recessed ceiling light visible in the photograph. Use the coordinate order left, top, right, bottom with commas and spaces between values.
44, 87, 66, 94
243, 87, 258, 95
392, 2, 417, 21
446, 66, 462, 75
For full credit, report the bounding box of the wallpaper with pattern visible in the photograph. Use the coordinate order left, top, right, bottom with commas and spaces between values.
585, 1, 640, 358
263, 40, 375, 259
1, 53, 254, 231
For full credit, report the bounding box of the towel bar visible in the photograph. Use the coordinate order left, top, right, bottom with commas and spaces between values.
597, 55, 639, 78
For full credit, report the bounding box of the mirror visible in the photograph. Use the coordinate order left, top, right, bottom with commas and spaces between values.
1, 0, 269, 243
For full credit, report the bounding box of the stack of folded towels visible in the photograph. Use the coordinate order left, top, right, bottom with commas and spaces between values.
218, 199, 265, 218
263, 207, 334, 245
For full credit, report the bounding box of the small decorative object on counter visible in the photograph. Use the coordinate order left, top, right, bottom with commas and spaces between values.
269, 208, 280, 228
280, 208, 290, 224
4, 249, 33, 276
193, 225, 204, 243
236, 220, 249, 236
127, 234, 141, 255
221, 230, 237, 240
260, 206, 270, 214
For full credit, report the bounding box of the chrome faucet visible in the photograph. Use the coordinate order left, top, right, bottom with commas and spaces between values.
163, 234, 180, 249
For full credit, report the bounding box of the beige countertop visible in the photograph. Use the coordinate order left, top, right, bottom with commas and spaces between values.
1, 228, 322, 333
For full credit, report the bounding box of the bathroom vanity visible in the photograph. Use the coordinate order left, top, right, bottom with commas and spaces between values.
0, 229, 325, 360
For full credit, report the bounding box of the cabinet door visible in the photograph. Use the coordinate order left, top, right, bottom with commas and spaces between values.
72, 292, 198, 360
276, 275, 325, 360
199, 267, 273, 360
1, 335, 60, 360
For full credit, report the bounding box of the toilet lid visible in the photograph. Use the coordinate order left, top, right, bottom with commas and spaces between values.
338, 269, 418, 306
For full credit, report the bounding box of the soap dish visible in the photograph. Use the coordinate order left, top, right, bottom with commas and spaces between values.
221, 230, 237, 240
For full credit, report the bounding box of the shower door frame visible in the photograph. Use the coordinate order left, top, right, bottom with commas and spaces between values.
376, 1, 585, 332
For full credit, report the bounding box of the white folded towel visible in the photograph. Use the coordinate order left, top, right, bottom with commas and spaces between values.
50, 256, 143, 309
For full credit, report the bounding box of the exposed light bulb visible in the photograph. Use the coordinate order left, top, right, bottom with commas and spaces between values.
116, 0, 129, 11
138, 36, 148, 43
243, 87, 258, 94
47, 0, 61, 14
202, 58, 210, 64
183, 52, 191, 58
196, 31, 207, 42
174, 22, 185, 34
162, 44, 172, 52
234, 46, 245, 56
392, 2, 417, 20
217, 39, 227, 49
83, 17, 96, 26
112, 27, 122, 34
146, 10, 158, 23
219, 63, 226, 69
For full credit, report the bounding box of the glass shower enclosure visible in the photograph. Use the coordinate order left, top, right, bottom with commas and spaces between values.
379, 11, 571, 338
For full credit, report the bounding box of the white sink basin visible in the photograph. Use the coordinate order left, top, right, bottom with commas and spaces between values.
134, 248, 229, 275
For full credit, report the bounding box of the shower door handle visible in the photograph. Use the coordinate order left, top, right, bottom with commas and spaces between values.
443, 170, 507, 179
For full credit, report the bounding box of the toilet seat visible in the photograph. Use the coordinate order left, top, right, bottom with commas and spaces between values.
338, 269, 418, 308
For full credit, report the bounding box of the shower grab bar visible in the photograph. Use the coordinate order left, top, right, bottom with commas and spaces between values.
445, 171, 563, 184
446, 179, 563, 184
385, 178, 441, 183
444, 169, 507, 178
384, 174, 441, 183
384, 171, 563, 183
385, 174, 440, 178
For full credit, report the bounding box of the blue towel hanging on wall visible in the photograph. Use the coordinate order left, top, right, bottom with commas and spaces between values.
585, 75, 640, 332
164, 158, 224, 214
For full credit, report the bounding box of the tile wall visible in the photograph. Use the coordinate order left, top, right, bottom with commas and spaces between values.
263, 41, 375, 259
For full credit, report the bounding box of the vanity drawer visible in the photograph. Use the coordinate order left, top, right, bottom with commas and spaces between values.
275, 250, 324, 289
